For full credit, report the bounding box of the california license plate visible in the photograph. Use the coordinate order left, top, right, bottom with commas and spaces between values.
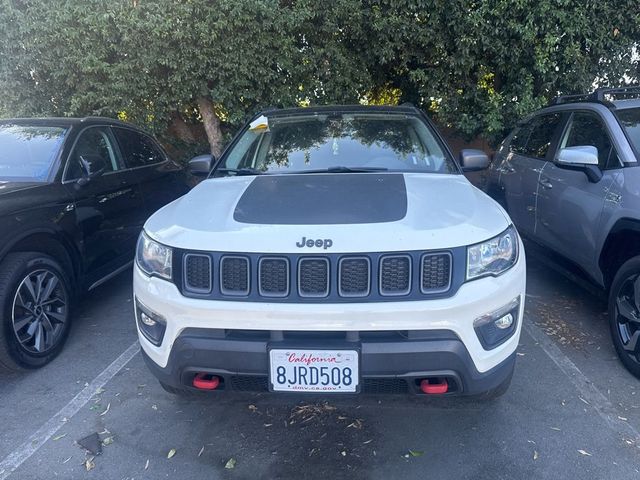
269, 348, 359, 393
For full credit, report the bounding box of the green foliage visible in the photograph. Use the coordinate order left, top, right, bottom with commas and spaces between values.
0, 0, 638, 152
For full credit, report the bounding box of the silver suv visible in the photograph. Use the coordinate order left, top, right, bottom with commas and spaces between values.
485, 87, 640, 377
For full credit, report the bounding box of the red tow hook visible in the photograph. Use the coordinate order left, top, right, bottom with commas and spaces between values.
420, 378, 448, 394
193, 373, 220, 390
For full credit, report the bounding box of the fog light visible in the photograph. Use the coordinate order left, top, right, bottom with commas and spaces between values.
140, 312, 157, 327
474, 296, 520, 350
494, 313, 514, 330
135, 299, 166, 346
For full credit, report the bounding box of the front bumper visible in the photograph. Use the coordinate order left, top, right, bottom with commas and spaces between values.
134, 243, 525, 395
141, 328, 517, 396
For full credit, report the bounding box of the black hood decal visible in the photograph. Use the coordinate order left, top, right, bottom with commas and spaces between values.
233, 173, 407, 225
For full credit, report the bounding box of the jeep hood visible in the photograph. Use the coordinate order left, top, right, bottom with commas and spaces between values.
145, 173, 511, 253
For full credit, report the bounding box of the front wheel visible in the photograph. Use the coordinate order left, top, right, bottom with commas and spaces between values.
0, 253, 72, 371
608, 256, 640, 378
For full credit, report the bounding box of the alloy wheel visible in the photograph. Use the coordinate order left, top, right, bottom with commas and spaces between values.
11, 268, 68, 354
615, 273, 640, 363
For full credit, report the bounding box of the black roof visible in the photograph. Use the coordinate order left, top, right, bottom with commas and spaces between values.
0, 116, 140, 129
258, 104, 421, 117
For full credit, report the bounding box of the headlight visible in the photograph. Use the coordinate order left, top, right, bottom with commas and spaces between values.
466, 226, 518, 280
136, 232, 172, 280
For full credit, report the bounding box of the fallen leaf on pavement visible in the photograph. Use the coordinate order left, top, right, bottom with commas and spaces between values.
85, 457, 95, 471
99, 403, 111, 416
102, 436, 114, 446
167, 448, 177, 459
533, 451, 539, 460
53, 434, 66, 441
578, 450, 592, 456
224, 458, 236, 469
198, 446, 205, 457
407, 450, 424, 457
144, 459, 150, 470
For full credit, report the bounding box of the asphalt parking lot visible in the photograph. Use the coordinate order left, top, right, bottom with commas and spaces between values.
1, 246, 640, 480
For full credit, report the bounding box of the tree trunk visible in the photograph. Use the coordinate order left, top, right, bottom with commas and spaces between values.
168, 111, 197, 144
197, 96, 223, 158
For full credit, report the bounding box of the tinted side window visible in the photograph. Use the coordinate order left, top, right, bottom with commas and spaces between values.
509, 122, 533, 155
522, 113, 562, 159
113, 128, 165, 168
66, 127, 120, 180
561, 112, 618, 169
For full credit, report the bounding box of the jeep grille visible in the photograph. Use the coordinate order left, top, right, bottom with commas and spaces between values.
183, 254, 212, 293
421, 252, 452, 293
298, 258, 330, 297
220, 256, 250, 295
259, 258, 289, 297
181, 250, 454, 302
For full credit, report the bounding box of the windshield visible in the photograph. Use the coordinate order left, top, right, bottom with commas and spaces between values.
219, 113, 457, 175
616, 108, 640, 154
0, 124, 67, 182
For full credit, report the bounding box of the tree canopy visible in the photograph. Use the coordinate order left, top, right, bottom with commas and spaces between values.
1, 0, 638, 157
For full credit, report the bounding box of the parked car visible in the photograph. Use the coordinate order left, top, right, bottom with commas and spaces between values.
0, 117, 188, 370
134, 105, 525, 399
485, 86, 640, 377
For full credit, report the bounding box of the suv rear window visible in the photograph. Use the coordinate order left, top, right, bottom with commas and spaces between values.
114, 128, 165, 168
616, 107, 640, 155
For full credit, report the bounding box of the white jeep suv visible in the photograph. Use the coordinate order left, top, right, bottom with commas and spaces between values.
134, 105, 525, 398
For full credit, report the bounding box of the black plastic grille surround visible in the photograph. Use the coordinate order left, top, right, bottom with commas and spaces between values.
220, 256, 249, 295
184, 254, 212, 293
421, 253, 452, 292
259, 258, 289, 297
339, 257, 370, 297
298, 258, 330, 297
180, 250, 458, 302
380, 255, 411, 295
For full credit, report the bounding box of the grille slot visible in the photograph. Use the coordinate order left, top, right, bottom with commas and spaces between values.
339, 257, 370, 297
363, 378, 409, 394
183, 254, 212, 293
259, 257, 290, 297
298, 258, 330, 297
220, 256, 250, 295
421, 253, 452, 293
379, 255, 412, 296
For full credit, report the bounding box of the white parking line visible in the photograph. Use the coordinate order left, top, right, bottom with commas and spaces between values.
0, 341, 140, 480
524, 321, 640, 444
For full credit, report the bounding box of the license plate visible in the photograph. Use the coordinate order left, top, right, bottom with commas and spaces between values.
269, 348, 359, 393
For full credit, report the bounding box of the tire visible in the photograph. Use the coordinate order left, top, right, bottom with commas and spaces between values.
0, 252, 73, 371
608, 255, 640, 378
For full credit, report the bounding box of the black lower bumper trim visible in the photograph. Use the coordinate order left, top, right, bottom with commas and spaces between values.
142, 328, 516, 396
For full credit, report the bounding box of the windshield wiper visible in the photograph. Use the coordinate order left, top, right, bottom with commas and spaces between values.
284, 166, 389, 174
214, 167, 264, 176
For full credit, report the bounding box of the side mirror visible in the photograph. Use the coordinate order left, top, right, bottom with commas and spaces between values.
76, 154, 107, 186
459, 149, 490, 172
556, 146, 602, 183
188, 154, 214, 176
556, 146, 599, 167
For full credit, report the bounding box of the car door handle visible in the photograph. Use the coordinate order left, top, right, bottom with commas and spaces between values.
538, 178, 553, 189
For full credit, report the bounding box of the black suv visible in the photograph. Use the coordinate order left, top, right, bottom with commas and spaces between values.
0, 117, 188, 370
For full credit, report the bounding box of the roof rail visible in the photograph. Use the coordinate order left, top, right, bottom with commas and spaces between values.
550, 85, 640, 106
593, 86, 640, 101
